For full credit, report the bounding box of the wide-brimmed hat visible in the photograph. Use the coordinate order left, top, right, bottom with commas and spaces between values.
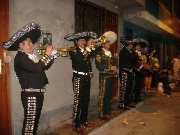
120, 37, 134, 46
1, 22, 42, 51
131, 38, 149, 48
64, 31, 97, 41
100, 31, 117, 45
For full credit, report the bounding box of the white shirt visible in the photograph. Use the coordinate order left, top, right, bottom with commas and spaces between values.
102, 48, 112, 58
27, 53, 39, 63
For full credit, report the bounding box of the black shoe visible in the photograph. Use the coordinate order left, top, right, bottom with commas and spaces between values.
82, 121, 94, 127
134, 99, 143, 103
99, 116, 109, 120
118, 106, 130, 110
74, 127, 85, 134
108, 112, 117, 116
138, 99, 143, 102
127, 104, 136, 108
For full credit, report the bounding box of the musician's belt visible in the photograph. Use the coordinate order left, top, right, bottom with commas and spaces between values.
73, 70, 89, 76
122, 68, 132, 73
22, 88, 46, 92
99, 71, 114, 74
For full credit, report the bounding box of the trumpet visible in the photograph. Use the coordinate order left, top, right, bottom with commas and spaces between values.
90, 36, 107, 50
36, 46, 76, 57
36, 36, 105, 57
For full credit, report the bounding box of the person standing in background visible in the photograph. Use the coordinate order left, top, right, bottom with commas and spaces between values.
171, 53, 180, 86
142, 50, 155, 93
151, 53, 160, 88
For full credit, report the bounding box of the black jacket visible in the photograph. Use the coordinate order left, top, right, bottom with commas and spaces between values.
69, 47, 92, 73
119, 47, 135, 70
14, 51, 54, 89
95, 48, 115, 73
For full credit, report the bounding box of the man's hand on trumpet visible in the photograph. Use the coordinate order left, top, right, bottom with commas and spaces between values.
45, 45, 57, 58
86, 38, 93, 48
85, 38, 93, 52
45, 45, 53, 56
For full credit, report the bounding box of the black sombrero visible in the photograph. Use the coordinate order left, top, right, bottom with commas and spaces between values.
131, 38, 149, 48
64, 31, 97, 41
1, 22, 42, 51
120, 37, 134, 46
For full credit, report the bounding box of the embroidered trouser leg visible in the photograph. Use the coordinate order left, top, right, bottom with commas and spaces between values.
99, 75, 113, 117
119, 70, 132, 107
21, 91, 44, 135
72, 76, 90, 129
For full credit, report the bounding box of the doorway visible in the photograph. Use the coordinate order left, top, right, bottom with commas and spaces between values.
0, 0, 12, 134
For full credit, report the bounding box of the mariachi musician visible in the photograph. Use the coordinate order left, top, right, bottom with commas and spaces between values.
95, 31, 118, 120
1, 22, 55, 134
131, 43, 145, 103
64, 31, 97, 134
119, 38, 136, 110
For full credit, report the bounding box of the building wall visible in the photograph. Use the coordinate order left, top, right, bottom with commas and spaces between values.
158, 1, 173, 28
8, 0, 120, 134
123, 20, 178, 68
145, 0, 159, 19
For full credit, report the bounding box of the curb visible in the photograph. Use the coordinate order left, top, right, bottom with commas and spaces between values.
88, 101, 144, 135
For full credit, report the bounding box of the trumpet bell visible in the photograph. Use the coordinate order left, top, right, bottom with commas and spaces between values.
101, 31, 117, 44
90, 31, 117, 50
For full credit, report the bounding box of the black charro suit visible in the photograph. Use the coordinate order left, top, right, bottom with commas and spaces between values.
70, 47, 92, 74
69, 47, 92, 129
119, 46, 135, 108
14, 51, 54, 134
14, 51, 53, 89
95, 48, 115, 117
131, 50, 144, 102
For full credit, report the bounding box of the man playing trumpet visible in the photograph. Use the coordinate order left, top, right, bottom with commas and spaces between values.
1, 22, 55, 134
64, 31, 97, 134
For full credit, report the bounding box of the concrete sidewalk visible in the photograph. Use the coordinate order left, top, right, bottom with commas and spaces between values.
98, 88, 180, 135
38, 88, 180, 135
37, 89, 153, 135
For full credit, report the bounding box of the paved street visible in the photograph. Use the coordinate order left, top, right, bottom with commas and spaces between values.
98, 89, 180, 135
38, 88, 180, 135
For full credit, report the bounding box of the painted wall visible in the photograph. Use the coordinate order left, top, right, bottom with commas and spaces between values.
9, 0, 120, 134
123, 20, 162, 46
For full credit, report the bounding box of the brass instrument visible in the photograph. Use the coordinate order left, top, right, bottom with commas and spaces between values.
36, 37, 104, 57
90, 36, 107, 50
36, 46, 76, 57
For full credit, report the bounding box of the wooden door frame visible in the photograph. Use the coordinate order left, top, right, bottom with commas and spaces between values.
0, 0, 12, 134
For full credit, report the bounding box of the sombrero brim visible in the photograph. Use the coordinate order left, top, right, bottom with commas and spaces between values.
64, 31, 97, 41
102, 31, 117, 44
120, 37, 132, 45
132, 38, 149, 48
1, 22, 42, 51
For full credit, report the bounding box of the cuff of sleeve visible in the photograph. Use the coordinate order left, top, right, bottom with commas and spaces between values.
40, 54, 54, 65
